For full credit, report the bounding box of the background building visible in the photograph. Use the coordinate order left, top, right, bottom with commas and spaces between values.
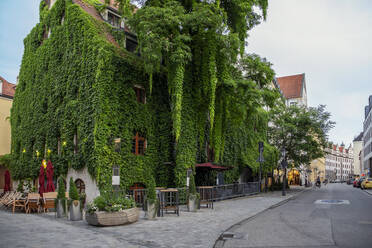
362, 95, 372, 177
325, 143, 353, 181
276, 73, 308, 185
0, 76, 16, 192
353, 132, 363, 176
276, 73, 308, 107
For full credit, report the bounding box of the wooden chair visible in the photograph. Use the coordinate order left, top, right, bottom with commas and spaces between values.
0, 192, 12, 207
43, 192, 58, 212
26, 193, 41, 214
5, 192, 21, 209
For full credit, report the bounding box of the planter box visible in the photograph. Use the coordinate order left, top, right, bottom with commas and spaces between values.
86, 208, 139, 226
70, 200, 82, 221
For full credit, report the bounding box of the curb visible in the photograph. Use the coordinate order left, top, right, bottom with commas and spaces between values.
213, 188, 311, 248
363, 190, 372, 196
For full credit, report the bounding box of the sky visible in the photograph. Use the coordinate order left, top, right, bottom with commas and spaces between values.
246, 0, 372, 146
0, 0, 371, 146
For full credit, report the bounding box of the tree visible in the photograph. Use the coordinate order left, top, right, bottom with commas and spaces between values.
269, 103, 335, 167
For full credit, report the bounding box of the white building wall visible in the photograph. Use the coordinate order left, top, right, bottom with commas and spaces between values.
66, 167, 100, 203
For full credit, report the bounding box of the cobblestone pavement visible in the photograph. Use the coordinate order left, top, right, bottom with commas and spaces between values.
0, 187, 307, 248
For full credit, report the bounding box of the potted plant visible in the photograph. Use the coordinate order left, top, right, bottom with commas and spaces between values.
188, 174, 199, 212
56, 177, 66, 218
145, 181, 157, 220
85, 194, 138, 226
69, 177, 82, 221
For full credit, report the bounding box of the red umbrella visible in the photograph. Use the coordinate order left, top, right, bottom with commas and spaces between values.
4, 170, 11, 192
46, 160, 55, 192
38, 165, 45, 196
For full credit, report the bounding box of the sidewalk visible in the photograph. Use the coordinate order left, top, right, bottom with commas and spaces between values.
364, 189, 372, 196
0, 186, 309, 248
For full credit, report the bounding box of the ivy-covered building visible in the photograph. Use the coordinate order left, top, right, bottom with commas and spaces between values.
11, 0, 278, 202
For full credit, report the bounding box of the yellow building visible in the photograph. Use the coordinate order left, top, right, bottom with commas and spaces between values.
309, 157, 326, 183
0, 76, 15, 192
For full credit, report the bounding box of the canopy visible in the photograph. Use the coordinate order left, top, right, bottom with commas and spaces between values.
195, 162, 230, 171
4, 170, 11, 192
46, 160, 55, 192
38, 165, 45, 196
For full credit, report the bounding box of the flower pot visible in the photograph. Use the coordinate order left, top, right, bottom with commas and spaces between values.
69, 200, 82, 221
86, 208, 139, 226
56, 199, 65, 218
188, 194, 198, 212
146, 200, 157, 220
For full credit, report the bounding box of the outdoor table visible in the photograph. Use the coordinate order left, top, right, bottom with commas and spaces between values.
13, 197, 27, 213
159, 188, 179, 216
197, 186, 214, 209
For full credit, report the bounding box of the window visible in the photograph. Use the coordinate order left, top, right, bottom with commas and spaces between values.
74, 179, 85, 194
126, 35, 138, 53
290, 102, 297, 106
134, 87, 146, 104
132, 132, 146, 155
108, 12, 121, 28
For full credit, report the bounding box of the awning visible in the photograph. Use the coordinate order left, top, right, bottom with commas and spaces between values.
195, 162, 230, 170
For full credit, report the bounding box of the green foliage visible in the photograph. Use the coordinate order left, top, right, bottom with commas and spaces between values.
12, 0, 280, 193
269, 104, 335, 167
86, 194, 136, 213
69, 177, 79, 201
0, 154, 11, 167
57, 177, 66, 200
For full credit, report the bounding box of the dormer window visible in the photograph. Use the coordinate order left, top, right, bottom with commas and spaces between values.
134, 86, 146, 104
108, 11, 121, 28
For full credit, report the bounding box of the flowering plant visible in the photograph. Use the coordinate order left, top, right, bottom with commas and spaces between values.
86, 195, 136, 214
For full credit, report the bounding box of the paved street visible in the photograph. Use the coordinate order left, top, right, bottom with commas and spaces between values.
0, 187, 305, 248
221, 183, 372, 248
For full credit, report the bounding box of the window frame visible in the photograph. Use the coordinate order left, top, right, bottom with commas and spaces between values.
132, 132, 146, 155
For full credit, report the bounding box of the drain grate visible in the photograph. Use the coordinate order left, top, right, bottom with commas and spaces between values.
314, 199, 350, 205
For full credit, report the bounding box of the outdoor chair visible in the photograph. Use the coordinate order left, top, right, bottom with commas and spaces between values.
43, 192, 58, 213
26, 193, 41, 214
12, 193, 27, 213
0, 191, 11, 207
4, 192, 21, 209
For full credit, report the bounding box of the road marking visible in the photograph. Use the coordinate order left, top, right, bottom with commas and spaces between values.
358, 221, 372, 225
314, 199, 350, 205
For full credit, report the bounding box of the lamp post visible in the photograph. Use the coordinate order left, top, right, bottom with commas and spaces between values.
281, 148, 288, 196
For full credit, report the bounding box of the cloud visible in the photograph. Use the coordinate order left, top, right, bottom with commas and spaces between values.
247, 0, 372, 144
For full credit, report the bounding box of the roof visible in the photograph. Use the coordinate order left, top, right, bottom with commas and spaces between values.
195, 162, 230, 170
276, 73, 305, 99
0, 75, 16, 98
353, 132, 363, 142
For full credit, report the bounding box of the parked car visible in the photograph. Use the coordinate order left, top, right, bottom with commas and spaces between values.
357, 178, 365, 188
353, 178, 359, 187
361, 178, 372, 189
347, 178, 353, 185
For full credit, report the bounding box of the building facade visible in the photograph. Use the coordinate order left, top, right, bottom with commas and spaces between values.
325, 143, 354, 181
0, 76, 16, 192
276, 73, 308, 185
353, 132, 363, 176
362, 95, 372, 177
275, 73, 308, 107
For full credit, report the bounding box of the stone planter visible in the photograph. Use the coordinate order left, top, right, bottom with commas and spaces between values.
188, 194, 198, 212
146, 200, 157, 220
86, 208, 139, 226
69, 200, 82, 221
56, 199, 65, 218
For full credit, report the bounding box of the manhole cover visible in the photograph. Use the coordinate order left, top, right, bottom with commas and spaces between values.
314, 199, 350, 205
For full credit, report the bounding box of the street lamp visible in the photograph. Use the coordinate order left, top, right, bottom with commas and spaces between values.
281, 148, 288, 196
